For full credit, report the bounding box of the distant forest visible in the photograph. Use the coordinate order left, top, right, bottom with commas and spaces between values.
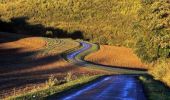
0, 0, 170, 86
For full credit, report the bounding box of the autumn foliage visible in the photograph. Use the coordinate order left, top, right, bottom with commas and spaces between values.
85, 45, 147, 69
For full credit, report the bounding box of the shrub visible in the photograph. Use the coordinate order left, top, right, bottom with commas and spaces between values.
46, 75, 56, 87
45, 31, 53, 37
65, 72, 73, 82
134, 0, 170, 86
134, 0, 170, 63
149, 59, 170, 85
98, 36, 108, 45
0, 0, 141, 46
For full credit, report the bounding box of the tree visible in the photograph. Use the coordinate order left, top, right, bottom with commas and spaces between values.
134, 0, 170, 63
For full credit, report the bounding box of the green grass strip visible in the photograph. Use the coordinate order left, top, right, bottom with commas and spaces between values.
75, 41, 146, 74
8, 75, 102, 100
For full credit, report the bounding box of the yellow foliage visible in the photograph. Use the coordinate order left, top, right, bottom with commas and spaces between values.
149, 59, 170, 86
85, 45, 147, 69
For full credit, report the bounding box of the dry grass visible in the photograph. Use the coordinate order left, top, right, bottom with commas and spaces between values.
85, 45, 147, 69
0, 58, 107, 99
0, 37, 46, 52
0, 34, 109, 99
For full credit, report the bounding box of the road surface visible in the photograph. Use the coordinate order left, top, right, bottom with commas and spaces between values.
66, 42, 146, 74
48, 42, 147, 100
54, 75, 146, 100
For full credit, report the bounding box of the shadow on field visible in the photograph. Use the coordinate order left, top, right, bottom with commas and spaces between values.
0, 46, 80, 92
0, 32, 26, 43
0, 17, 84, 41
0, 17, 92, 98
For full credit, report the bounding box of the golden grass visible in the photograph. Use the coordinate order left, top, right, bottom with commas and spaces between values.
0, 0, 141, 46
0, 58, 107, 99
0, 37, 46, 52
85, 45, 147, 69
0, 35, 109, 99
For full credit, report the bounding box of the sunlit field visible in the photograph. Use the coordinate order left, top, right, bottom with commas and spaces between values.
0, 33, 108, 99
0, 0, 169, 99
85, 45, 147, 69
0, 0, 141, 46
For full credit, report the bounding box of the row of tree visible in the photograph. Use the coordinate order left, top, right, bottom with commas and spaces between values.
134, 0, 170, 86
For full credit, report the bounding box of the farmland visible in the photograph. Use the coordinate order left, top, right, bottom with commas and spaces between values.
0, 0, 169, 99
0, 33, 107, 99
85, 45, 147, 69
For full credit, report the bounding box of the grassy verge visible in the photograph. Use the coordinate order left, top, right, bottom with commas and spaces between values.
7, 75, 102, 100
85, 45, 147, 70
76, 42, 146, 74
76, 41, 99, 60
139, 75, 170, 100
62, 41, 146, 74
61, 41, 82, 60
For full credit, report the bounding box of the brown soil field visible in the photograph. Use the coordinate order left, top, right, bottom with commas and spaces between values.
0, 37, 46, 52
0, 34, 108, 99
85, 45, 147, 69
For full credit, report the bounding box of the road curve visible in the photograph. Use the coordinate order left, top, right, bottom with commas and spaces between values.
47, 41, 147, 100
65, 41, 146, 74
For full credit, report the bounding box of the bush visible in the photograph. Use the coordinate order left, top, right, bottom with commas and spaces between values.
46, 75, 56, 88
45, 31, 53, 37
65, 72, 73, 82
149, 60, 170, 86
134, 0, 170, 87
0, 0, 141, 46
134, 0, 170, 63
98, 36, 108, 45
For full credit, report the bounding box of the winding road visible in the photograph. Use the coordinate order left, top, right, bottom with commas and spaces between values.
66, 42, 146, 74
49, 42, 147, 100
57, 75, 146, 100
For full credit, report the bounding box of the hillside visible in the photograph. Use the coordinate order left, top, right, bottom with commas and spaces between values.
0, 33, 108, 99
0, 0, 140, 46
0, 0, 170, 99
85, 45, 146, 69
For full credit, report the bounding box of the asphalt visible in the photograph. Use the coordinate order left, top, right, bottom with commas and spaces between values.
49, 41, 147, 100
66, 42, 146, 73
56, 75, 146, 100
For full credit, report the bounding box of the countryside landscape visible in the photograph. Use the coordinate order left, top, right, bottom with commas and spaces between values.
0, 0, 170, 100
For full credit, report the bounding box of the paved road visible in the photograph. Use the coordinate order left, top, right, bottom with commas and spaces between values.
66, 42, 146, 74
67, 42, 91, 60
56, 75, 146, 100
47, 42, 147, 100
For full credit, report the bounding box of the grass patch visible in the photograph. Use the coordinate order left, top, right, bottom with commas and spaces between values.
62, 41, 146, 74
0, 36, 105, 99
139, 75, 170, 100
76, 41, 99, 60
85, 45, 147, 69
0, 0, 141, 46
7, 75, 102, 100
